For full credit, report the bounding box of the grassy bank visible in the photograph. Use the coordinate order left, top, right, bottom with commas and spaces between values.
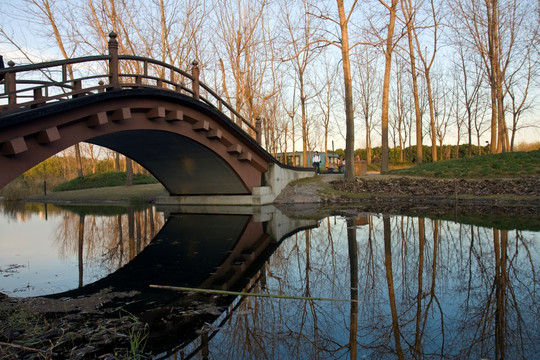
385, 150, 540, 178
28, 183, 167, 203
1, 172, 161, 202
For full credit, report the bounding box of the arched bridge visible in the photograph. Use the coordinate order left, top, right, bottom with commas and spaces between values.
0, 33, 311, 204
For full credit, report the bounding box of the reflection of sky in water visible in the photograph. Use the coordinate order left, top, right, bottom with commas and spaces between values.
0, 208, 115, 296
0, 213, 78, 296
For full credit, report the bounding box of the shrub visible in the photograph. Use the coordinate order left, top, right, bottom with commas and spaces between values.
54, 172, 157, 192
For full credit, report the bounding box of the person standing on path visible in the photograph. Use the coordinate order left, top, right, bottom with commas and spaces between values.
312, 151, 321, 174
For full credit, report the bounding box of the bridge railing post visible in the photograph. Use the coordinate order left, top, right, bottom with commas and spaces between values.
72, 79, 82, 98
6, 61, 16, 108
108, 32, 119, 89
191, 60, 200, 100
256, 116, 262, 144
33, 88, 43, 107
98, 80, 105, 93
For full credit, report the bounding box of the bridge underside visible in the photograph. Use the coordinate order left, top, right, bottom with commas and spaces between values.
0, 89, 274, 196
90, 130, 249, 195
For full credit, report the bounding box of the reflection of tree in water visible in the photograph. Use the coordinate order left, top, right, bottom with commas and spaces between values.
456, 226, 539, 359
0, 201, 59, 222
53, 207, 164, 287
361, 218, 538, 359
194, 215, 539, 359
205, 218, 349, 359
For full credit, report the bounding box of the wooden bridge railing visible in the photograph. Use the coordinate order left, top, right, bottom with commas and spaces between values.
0, 32, 261, 144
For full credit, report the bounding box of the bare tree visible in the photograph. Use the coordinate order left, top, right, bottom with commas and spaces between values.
315, 56, 340, 166
450, 0, 533, 154
455, 46, 484, 156
378, 0, 400, 172
391, 57, 409, 163
505, 42, 538, 150
281, 0, 323, 166
156, 0, 207, 71
412, 0, 440, 162
308, 0, 365, 177
354, 46, 380, 164
261, 94, 287, 158
213, 0, 277, 129
452, 75, 465, 158
282, 82, 299, 166
18, 0, 84, 177
432, 75, 451, 159
335, 0, 359, 179
400, 0, 423, 164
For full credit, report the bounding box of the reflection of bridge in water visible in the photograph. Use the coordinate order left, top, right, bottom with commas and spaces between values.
0, 32, 311, 205
45, 205, 318, 356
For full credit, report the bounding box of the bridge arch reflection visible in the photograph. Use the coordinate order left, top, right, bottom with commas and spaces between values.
43, 205, 316, 355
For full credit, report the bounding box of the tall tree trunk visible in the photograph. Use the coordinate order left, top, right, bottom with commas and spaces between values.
401, 0, 423, 164
487, 0, 501, 153
347, 217, 359, 358
128, 207, 135, 261
300, 77, 308, 166
412, 0, 439, 162
292, 114, 296, 166
337, 0, 356, 180
490, 0, 508, 154
366, 122, 372, 164
383, 215, 404, 358
426, 73, 437, 161
74, 144, 84, 177
414, 218, 425, 355
125, 157, 133, 186
78, 214, 85, 288
380, 0, 399, 172
114, 152, 121, 171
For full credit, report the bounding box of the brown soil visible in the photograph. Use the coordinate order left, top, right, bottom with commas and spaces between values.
0, 289, 147, 359
331, 176, 540, 198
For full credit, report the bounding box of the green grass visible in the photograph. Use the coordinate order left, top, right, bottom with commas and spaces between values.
53, 172, 158, 192
385, 150, 540, 179
32, 183, 167, 203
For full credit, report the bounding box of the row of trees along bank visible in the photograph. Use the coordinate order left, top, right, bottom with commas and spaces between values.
2, 0, 538, 181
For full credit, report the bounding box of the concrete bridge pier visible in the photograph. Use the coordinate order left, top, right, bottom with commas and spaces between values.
156, 203, 318, 244
155, 163, 313, 206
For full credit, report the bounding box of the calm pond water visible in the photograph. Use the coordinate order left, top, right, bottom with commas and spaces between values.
0, 201, 539, 359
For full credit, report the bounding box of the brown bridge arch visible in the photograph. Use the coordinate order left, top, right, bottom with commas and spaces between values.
0, 33, 313, 202
0, 88, 274, 195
